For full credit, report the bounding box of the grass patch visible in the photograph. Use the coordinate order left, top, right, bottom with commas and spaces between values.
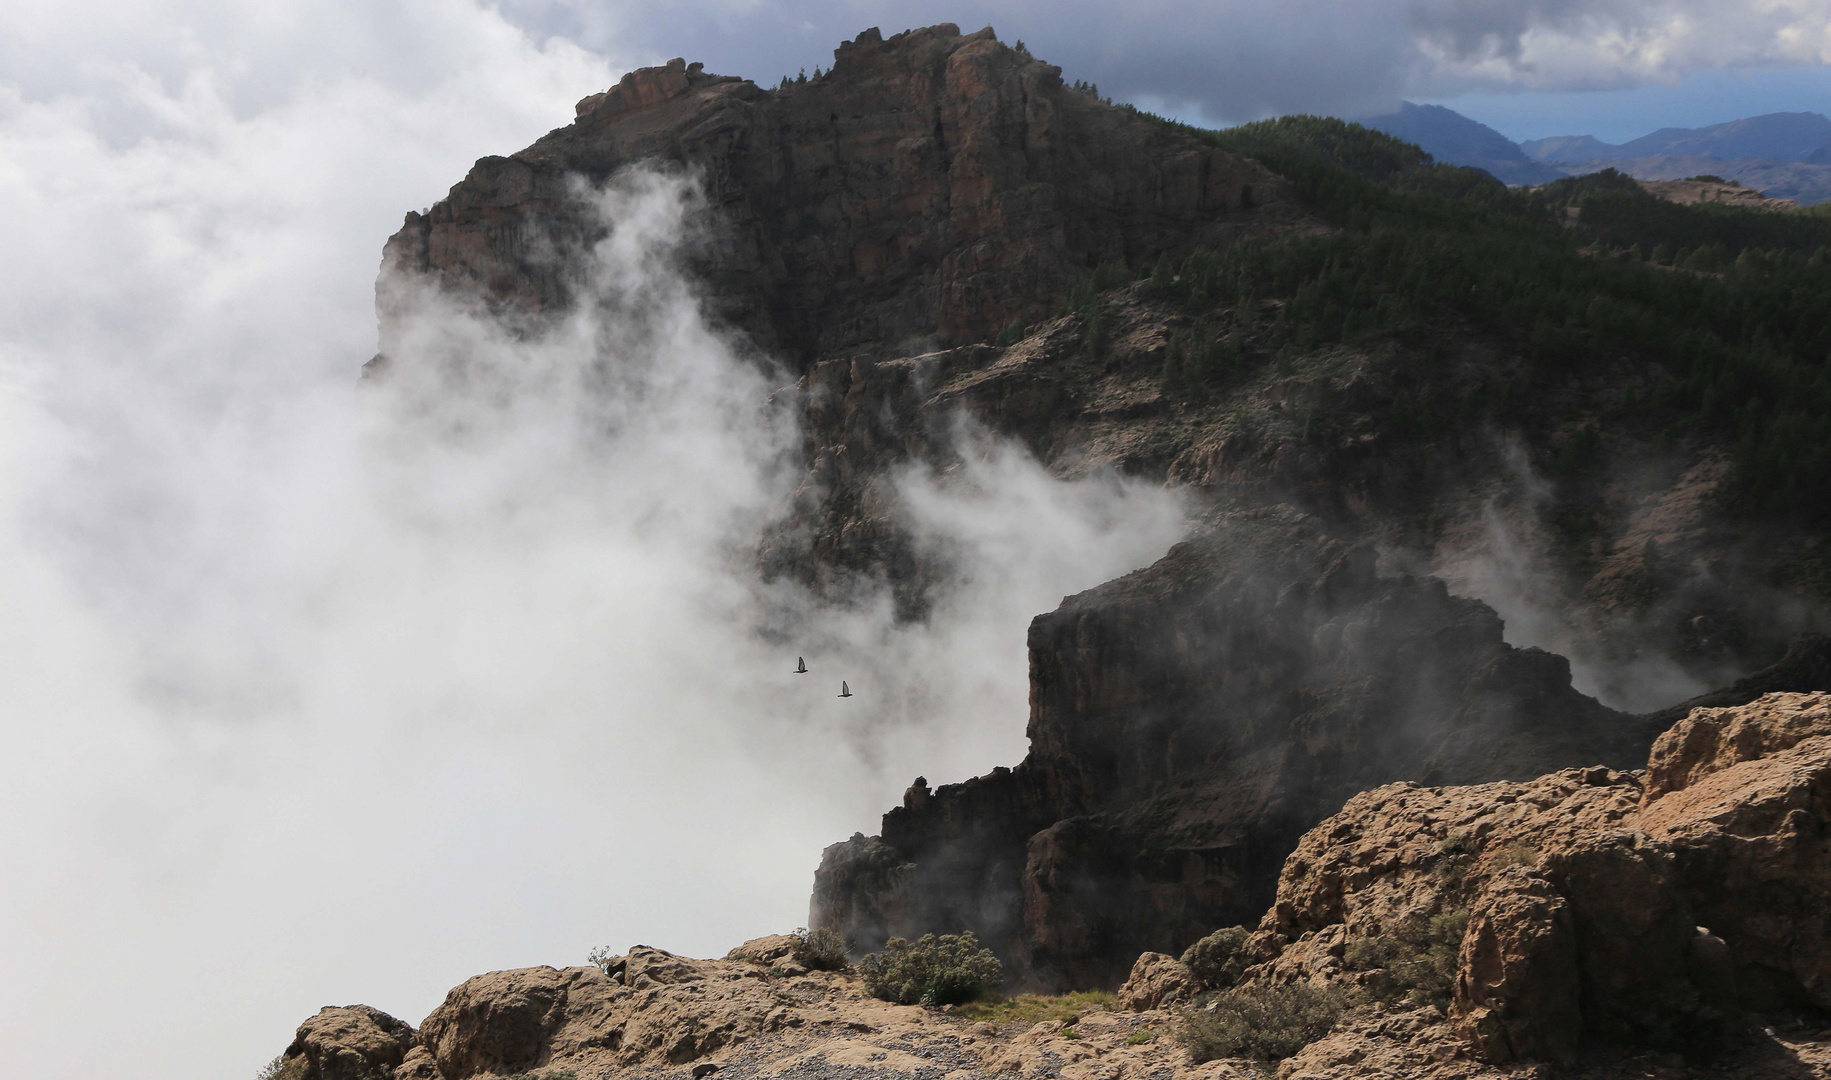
951, 990, 1116, 1024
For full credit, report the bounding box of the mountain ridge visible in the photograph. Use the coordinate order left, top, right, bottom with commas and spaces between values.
1522, 111, 1831, 163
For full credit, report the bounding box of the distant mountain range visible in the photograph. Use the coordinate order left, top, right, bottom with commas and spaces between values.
1521, 112, 1831, 163
1356, 104, 1831, 204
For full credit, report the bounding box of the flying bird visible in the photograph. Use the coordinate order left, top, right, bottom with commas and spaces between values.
795, 656, 808, 674
838, 681, 852, 698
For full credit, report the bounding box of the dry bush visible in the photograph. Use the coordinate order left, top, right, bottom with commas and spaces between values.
1180, 926, 1251, 989
792, 926, 850, 971
1343, 909, 1469, 1007
1179, 981, 1352, 1062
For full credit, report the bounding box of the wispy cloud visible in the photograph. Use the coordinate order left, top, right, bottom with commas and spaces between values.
0, 6, 1182, 1077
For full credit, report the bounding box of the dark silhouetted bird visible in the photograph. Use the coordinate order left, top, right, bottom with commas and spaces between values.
838, 681, 852, 698
795, 656, 808, 674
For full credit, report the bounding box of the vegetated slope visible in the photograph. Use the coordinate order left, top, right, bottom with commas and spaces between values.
1554, 156, 1831, 206
1358, 102, 1566, 185
1171, 119, 1831, 524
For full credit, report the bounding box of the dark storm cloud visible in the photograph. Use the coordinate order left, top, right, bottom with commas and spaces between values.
502, 0, 1831, 123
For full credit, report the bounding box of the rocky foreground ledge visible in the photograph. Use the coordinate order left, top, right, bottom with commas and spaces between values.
273, 693, 1831, 1080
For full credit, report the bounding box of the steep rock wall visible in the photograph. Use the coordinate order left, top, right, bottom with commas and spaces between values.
376, 24, 1282, 368
810, 509, 1670, 991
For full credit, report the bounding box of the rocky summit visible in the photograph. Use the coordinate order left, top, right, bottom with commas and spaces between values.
310, 21, 1831, 1077
376, 23, 1281, 367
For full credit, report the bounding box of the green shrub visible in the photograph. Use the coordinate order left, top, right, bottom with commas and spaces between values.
858, 931, 1003, 1005
1125, 1030, 1157, 1045
1342, 910, 1468, 1007
995, 319, 1028, 347
1179, 981, 1351, 1062
1180, 926, 1251, 989
793, 926, 850, 971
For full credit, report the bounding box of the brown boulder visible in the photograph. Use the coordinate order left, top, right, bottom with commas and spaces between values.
725, 933, 800, 965
1113, 952, 1195, 1011
1644, 690, 1831, 801
1641, 692, 1831, 1010
416, 966, 575, 1078
273, 1005, 415, 1080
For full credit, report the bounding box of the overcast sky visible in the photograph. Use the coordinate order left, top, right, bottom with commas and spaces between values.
2, 3, 1828, 1079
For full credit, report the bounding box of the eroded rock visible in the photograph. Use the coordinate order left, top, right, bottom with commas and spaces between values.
1115, 952, 1195, 1011
1235, 691, 1831, 1068
274, 1005, 416, 1080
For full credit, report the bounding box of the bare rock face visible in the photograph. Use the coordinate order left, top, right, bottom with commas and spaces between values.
378, 24, 1281, 368
1639, 691, 1831, 1011
1113, 952, 1195, 1012
1235, 691, 1831, 1067
812, 509, 1666, 991
1643, 689, 1831, 800
1456, 867, 1581, 1063
274, 1005, 417, 1080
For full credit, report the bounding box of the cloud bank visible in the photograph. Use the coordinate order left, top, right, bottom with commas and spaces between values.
0, 4, 1183, 1078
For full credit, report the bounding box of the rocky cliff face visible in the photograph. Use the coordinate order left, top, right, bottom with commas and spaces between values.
376, 24, 1283, 368
1216, 690, 1831, 1069
810, 508, 1691, 991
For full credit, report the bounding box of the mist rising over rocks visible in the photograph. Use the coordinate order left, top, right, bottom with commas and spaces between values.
255, 20, 1831, 1077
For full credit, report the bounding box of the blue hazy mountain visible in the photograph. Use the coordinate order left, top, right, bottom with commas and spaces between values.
1517, 134, 1616, 162
1359, 102, 1566, 185
1523, 112, 1831, 163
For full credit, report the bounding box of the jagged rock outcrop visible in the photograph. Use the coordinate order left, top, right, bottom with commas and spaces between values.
272, 1005, 417, 1080
812, 508, 1673, 991
1113, 952, 1196, 1012
376, 25, 1283, 368
1206, 691, 1831, 1072
277, 939, 1212, 1080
